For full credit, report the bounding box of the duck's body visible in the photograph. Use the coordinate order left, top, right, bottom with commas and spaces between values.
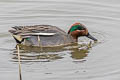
9, 25, 75, 47
9, 23, 97, 47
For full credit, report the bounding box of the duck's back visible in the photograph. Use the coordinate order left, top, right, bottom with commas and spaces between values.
9, 25, 74, 47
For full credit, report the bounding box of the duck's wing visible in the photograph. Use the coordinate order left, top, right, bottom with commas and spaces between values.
9, 25, 67, 35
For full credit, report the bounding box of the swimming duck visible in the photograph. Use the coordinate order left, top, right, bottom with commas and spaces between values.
9, 23, 97, 47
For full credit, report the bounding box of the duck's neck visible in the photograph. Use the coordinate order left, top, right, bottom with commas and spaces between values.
69, 31, 79, 42
70, 34, 78, 42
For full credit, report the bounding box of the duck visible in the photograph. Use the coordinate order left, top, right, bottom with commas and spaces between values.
9, 22, 97, 47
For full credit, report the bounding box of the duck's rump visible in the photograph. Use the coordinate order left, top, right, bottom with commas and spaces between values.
9, 25, 74, 47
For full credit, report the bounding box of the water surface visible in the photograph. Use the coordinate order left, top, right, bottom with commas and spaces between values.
0, 0, 120, 80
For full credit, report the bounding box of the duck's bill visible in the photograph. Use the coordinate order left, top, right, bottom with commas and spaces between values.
86, 33, 97, 41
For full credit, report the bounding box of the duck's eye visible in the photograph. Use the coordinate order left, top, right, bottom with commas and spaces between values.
78, 26, 85, 30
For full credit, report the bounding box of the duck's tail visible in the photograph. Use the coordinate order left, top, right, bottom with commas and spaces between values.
9, 30, 24, 44
12, 35, 24, 44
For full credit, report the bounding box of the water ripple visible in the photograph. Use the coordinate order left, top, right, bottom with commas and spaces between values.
0, 0, 120, 80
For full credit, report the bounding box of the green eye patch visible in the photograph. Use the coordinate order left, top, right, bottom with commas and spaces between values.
70, 25, 85, 32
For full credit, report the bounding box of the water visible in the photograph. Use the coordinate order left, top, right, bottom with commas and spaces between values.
0, 0, 120, 80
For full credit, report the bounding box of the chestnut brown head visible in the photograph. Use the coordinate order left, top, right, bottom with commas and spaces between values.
68, 23, 97, 42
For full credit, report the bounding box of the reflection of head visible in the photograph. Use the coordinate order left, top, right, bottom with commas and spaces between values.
71, 48, 88, 60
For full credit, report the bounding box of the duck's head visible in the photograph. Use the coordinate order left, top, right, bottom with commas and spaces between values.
68, 23, 97, 42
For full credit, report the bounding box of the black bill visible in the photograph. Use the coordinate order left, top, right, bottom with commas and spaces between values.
86, 33, 97, 41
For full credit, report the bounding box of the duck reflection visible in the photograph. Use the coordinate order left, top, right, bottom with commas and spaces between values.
11, 42, 91, 62
71, 48, 88, 60
12, 51, 63, 62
